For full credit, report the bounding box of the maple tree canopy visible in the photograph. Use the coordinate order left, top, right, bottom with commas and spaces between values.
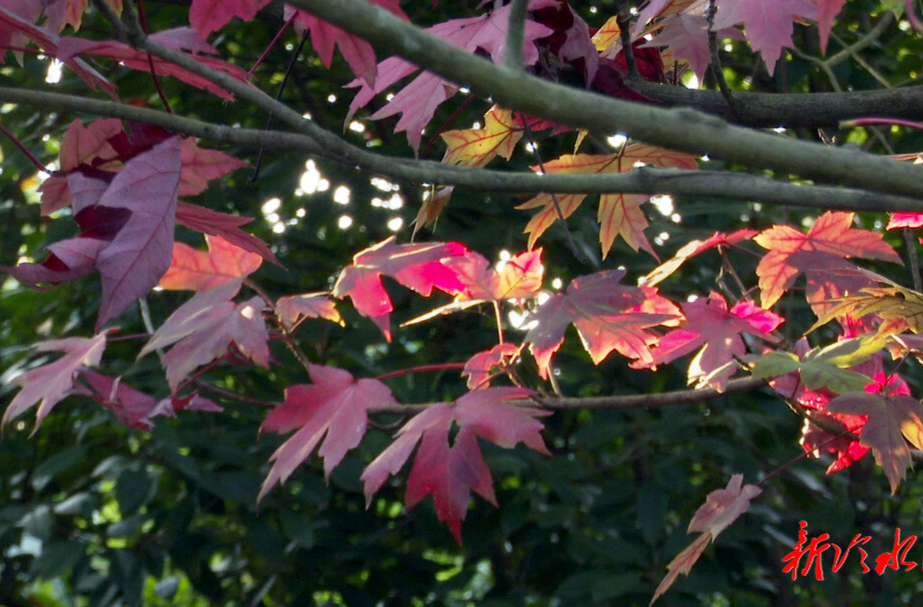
1, 0, 923, 604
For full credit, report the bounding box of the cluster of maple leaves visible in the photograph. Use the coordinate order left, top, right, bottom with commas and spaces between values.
1, 0, 920, 601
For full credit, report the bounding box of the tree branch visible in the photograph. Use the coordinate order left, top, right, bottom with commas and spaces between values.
366, 377, 770, 413
285, 0, 923, 200
5, 87, 923, 213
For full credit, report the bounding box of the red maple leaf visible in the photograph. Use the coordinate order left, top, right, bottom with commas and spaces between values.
887, 212, 923, 230
332, 236, 467, 340
158, 234, 262, 292
258, 364, 398, 501
638, 292, 782, 390
525, 269, 681, 378
361, 387, 548, 543
2, 331, 109, 430
139, 280, 269, 391
754, 211, 901, 310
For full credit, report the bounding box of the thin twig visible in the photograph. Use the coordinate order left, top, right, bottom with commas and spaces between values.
518, 111, 586, 263
706, 0, 738, 119
903, 228, 922, 292
617, 0, 640, 81
375, 362, 467, 381
195, 380, 278, 407
136, 0, 172, 113
251, 29, 311, 182
0, 123, 50, 174
243, 279, 314, 374
248, 15, 296, 80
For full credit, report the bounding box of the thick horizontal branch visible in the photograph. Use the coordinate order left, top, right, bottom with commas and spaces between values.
286, 0, 923, 200
634, 84, 923, 129
366, 377, 770, 413
7, 87, 923, 212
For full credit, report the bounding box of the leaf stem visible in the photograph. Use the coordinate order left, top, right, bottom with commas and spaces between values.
0, 123, 50, 174
375, 362, 467, 382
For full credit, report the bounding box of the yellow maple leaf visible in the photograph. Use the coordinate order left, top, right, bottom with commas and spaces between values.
440, 106, 522, 168
517, 144, 698, 259
591, 16, 621, 53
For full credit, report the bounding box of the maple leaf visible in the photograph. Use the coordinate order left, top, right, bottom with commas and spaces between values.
332, 237, 467, 340
712, 0, 816, 74
0, 5, 117, 97
178, 138, 246, 197
638, 292, 782, 390
95, 136, 182, 329
175, 202, 279, 266
80, 369, 175, 431
258, 364, 398, 502
525, 269, 682, 378
57, 28, 250, 101
406, 250, 545, 325
345, 1, 554, 151
139, 280, 269, 391
754, 212, 901, 310
440, 106, 523, 169
750, 336, 881, 394
361, 387, 548, 543
284, 0, 407, 86
887, 212, 923, 230
644, 9, 741, 84
188, 0, 272, 37
2, 331, 108, 430
158, 234, 262, 292
462, 343, 521, 390
815, 0, 847, 53
275, 293, 343, 330
651, 474, 761, 604
532, 0, 599, 83
643, 228, 757, 286
825, 392, 923, 494
517, 146, 698, 258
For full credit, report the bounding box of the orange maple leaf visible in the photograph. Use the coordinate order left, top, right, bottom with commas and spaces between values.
517, 145, 698, 259
158, 234, 262, 291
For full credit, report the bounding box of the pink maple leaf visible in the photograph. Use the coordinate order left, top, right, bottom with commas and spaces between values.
887, 212, 923, 230
188, 0, 272, 37
258, 364, 398, 502
332, 236, 467, 340
346, 0, 554, 151
139, 280, 269, 391
57, 28, 250, 100
80, 369, 171, 431
462, 343, 520, 390
637, 292, 783, 390
175, 202, 279, 266
361, 387, 548, 543
275, 293, 343, 330
2, 331, 108, 430
815, 0, 847, 53
284, 0, 407, 86
95, 137, 182, 329
712, 0, 816, 74
525, 269, 681, 378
